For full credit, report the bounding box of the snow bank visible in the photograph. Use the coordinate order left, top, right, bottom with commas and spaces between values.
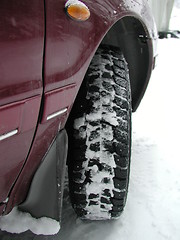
0, 207, 60, 235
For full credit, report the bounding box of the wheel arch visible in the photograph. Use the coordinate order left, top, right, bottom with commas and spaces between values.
99, 16, 153, 111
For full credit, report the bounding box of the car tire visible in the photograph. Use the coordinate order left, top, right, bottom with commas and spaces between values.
67, 45, 132, 220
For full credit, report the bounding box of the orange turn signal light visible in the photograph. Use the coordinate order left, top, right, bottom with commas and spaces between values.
66, 1, 90, 21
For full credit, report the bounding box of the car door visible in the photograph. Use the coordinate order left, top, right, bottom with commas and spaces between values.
0, 0, 44, 211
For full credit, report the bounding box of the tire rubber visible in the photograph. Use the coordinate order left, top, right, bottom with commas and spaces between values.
67, 45, 132, 220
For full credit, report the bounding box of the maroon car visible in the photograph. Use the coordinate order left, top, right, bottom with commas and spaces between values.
0, 0, 157, 222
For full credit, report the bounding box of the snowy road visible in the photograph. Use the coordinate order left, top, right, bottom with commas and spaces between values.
58, 39, 180, 240
0, 39, 180, 240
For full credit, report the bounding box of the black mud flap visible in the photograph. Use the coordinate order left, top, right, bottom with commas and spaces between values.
19, 129, 68, 222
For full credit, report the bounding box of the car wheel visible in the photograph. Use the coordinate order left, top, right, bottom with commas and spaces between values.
67, 45, 132, 220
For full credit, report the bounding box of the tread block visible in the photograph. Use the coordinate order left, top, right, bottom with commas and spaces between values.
113, 190, 126, 199
114, 168, 128, 179
114, 178, 127, 189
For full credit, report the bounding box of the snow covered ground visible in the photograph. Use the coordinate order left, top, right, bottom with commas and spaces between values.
1, 16, 180, 240
58, 39, 180, 240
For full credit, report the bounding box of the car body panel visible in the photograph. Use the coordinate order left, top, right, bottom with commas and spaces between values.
0, 96, 41, 204
41, 83, 76, 124
0, 0, 44, 106
0, 0, 44, 213
1, 0, 158, 215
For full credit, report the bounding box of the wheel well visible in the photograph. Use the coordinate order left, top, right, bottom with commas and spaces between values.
101, 16, 152, 111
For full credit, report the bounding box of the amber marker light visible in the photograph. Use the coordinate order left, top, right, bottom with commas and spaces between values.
65, 0, 90, 21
